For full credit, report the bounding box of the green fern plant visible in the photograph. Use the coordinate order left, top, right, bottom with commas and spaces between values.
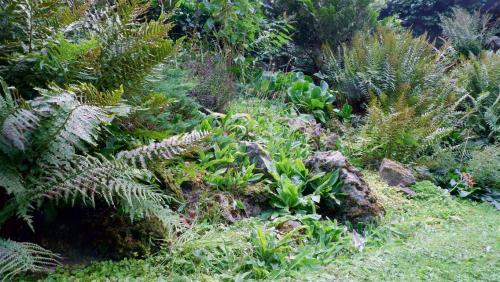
0, 238, 60, 280
324, 26, 447, 110
348, 96, 453, 166
453, 51, 500, 142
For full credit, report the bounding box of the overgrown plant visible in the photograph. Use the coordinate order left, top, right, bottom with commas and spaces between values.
348, 97, 453, 166
439, 7, 499, 56
0, 79, 208, 277
324, 26, 447, 110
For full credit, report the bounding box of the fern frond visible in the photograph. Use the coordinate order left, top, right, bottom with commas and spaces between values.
33, 155, 166, 214
0, 239, 60, 280
117, 130, 210, 167
30, 91, 113, 164
0, 159, 25, 195
0, 78, 39, 152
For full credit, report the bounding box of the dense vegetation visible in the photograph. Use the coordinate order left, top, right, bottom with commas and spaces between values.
0, 0, 498, 280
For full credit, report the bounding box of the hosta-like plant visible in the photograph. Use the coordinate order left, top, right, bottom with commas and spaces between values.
287, 75, 335, 123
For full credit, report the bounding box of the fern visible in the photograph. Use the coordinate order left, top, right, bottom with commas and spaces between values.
31, 155, 167, 215
324, 26, 448, 109
0, 238, 60, 280
117, 130, 210, 167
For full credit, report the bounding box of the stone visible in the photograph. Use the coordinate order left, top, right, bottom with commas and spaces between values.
277, 220, 302, 234
241, 141, 272, 173
305, 151, 384, 222
487, 36, 500, 52
322, 133, 339, 150
396, 186, 417, 197
288, 117, 323, 139
379, 159, 416, 188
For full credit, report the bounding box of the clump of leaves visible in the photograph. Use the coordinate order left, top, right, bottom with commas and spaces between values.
347, 96, 453, 166
324, 26, 447, 110
287, 74, 335, 123
439, 7, 499, 56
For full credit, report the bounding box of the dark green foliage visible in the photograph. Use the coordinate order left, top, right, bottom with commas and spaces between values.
381, 0, 499, 39
267, 0, 376, 72
324, 26, 447, 110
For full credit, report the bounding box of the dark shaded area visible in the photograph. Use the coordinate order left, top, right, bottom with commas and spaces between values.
0, 202, 164, 266
380, 0, 500, 40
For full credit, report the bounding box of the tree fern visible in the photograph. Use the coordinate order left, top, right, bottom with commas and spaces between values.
0, 238, 60, 280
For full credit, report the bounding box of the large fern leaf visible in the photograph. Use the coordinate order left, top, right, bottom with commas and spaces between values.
32, 155, 167, 216
117, 130, 210, 167
0, 239, 60, 280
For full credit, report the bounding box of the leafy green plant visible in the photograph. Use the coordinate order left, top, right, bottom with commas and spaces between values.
246, 71, 299, 99
453, 51, 500, 142
468, 145, 499, 190
287, 75, 335, 123
348, 97, 453, 166
439, 7, 499, 56
324, 26, 447, 110
447, 169, 480, 198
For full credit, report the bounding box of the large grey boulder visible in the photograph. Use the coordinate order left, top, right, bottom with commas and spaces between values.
379, 159, 416, 188
305, 151, 384, 222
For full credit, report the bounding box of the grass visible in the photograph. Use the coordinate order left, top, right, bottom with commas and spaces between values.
307, 174, 500, 281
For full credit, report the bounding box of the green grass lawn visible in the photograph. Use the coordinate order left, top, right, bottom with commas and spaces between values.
307, 173, 500, 282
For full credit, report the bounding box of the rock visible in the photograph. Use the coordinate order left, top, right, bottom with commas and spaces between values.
277, 220, 302, 234
322, 133, 339, 150
379, 159, 416, 188
241, 141, 272, 173
288, 116, 323, 139
396, 186, 417, 197
305, 151, 384, 222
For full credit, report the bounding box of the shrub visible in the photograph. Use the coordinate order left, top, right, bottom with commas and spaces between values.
468, 145, 499, 190
347, 97, 453, 166
267, 0, 377, 72
452, 51, 500, 142
380, 0, 497, 39
324, 27, 446, 110
439, 7, 499, 56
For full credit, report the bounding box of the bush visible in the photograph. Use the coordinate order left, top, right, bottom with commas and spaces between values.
324, 26, 447, 110
439, 7, 499, 56
380, 0, 497, 39
347, 97, 453, 166
267, 0, 377, 72
468, 145, 499, 190
452, 51, 500, 142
